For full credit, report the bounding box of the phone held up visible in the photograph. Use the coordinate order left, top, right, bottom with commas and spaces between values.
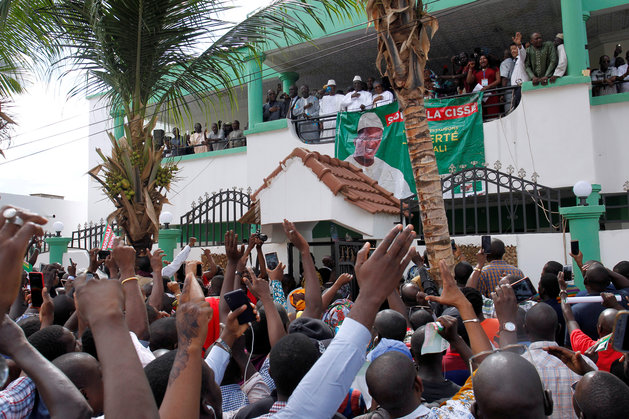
28, 272, 45, 308
570, 240, 579, 256
265, 252, 279, 270
481, 235, 491, 254
224, 289, 256, 325
611, 311, 629, 353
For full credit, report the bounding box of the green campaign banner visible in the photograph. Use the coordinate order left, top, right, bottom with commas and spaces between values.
334, 95, 485, 199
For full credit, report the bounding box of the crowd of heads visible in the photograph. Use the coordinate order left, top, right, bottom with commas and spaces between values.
2, 207, 629, 419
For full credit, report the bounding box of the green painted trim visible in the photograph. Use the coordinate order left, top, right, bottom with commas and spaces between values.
245, 118, 288, 135
559, 205, 606, 219
163, 146, 246, 163
427, 0, 477, 12
590, 92, 629, 106
582, 0, 629, 12
521, 75, 591, 92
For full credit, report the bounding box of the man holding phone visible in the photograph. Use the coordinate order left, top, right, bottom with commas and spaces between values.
477, 238, 524, 297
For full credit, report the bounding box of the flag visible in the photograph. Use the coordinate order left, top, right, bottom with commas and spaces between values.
100, 224, 117, 250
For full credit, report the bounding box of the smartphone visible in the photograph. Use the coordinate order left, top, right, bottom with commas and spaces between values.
563, 265, 573, 281
98, 250, 111, 260
224, 289, 256, 324
570, 240, 579, 256
196, 263, 203, 277
481, 236, 491, 254
611, 311, 629, 353
451, 239, 456, 251
28, 272, 44, 308
510, 277, 536, 303
265, 252, 279, 270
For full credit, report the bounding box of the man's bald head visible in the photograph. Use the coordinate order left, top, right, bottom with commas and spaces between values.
374, 309, 407, 342
598, 308, 618, 337
473, 352, 551, 418
401, 283, 421, 306
409, 309, 433, 330
366, 352, 421, 415
525, 303, 558, 342
53, 352, 104, 416
574, 371, 629, 418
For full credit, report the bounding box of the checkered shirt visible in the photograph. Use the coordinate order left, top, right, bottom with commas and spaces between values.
254, 401, 288, 418
0, 377, 36, 419
525, 341, 597, 419
221, 383, 248, 414
259, 357, 276, 391
478, 260, 524, 297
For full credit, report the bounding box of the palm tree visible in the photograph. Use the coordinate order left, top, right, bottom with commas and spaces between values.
45, 0, 360, 250
365, 0, 453, 279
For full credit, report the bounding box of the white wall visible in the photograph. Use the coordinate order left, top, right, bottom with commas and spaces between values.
590, 100, 629, 193
0, 193, 87, 237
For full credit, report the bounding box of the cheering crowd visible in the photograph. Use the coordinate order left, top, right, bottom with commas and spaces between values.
2, 205, 629, 419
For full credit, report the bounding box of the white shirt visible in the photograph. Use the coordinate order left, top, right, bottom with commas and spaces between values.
319, 93, 344, 116
372, 90, 394, 107
553, 44, 567, 77
161, 245, 191, 278
341, 90, 373, 112
616, 64, 629, 93
346, 156, 413, 199
511, 45, 530, 85
268, 318, 371, 418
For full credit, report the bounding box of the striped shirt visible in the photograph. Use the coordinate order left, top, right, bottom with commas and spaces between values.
0, 377, 36, 419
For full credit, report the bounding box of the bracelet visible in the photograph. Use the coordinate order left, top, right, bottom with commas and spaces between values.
473, 267, 482, 272
214, 338, 232, 355
121, 276, 138, 286
559, 290, 568, 295
462, 318, 480, 324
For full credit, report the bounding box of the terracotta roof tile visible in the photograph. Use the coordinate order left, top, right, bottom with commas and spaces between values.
249, 147, 402, 216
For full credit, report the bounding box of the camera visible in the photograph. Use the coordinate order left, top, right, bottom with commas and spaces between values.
253, 231, 268, 242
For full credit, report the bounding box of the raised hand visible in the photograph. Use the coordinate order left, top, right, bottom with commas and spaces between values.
225, 230, 244, 263
42, 263, 63, 289
558, 271, 567, 292
543, 346, 595, 376
111, 241, 137, 279
39, 287, 55, 328
67, 259, 78, 277
220, 304, 259, 347
177, 273, 212, 349
104, 254, 119, 279
426, 260, 468, 308
148, 248, 165, 273
436, 314, 460, 342
512, 32, 522, 46
282, 219, 309, 253
75, 279, 125, 327
88, 248, 101, 273
268, 261, 286, 282
491, 283, 518, 324
242, 267, 271, 302
337, 273, 353, 286
188, 237, 197, 247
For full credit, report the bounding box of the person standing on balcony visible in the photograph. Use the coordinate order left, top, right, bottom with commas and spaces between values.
371, 81, 394, 108
319, 80, 344, 140
226, 120, 246, 148
189, 123, 207, 154
614, 51, 629, 93
550, 33, 567, 83
293, 85, 320, 143
341, 76, 372, 112
282, 85, 299, 118
591, 55, 618, 97
525, 32, 558, 86
263, 90, 286, 122
206, 122, 225, 151
466, 54, 502, 118
501, 44, 517, 112
170, 127, 187, 156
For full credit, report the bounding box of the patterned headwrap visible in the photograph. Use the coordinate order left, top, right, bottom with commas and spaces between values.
288, 287, 306, 311
322, 298, 353, 334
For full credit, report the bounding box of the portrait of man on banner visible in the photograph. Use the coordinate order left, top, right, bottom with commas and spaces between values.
344, 113, 413, 199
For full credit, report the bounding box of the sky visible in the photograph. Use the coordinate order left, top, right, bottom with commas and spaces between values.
0, 1, 265, 202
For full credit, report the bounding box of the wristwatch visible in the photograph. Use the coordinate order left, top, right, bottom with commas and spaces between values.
501, 321, 516, 332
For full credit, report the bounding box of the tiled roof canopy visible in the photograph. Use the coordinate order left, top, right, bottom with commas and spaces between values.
240, 148, 402, 224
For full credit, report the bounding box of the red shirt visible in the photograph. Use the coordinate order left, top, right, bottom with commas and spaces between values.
570, 329, 622, 372
202, 296, 221, 352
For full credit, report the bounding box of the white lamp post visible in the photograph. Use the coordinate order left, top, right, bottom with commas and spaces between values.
573, 181, 592, 206
159, 211, 173, 229
53, 221, 64, 237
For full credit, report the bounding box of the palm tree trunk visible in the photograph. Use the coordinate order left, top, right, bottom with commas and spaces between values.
366, 0, 453, 281
404, 95, 454, 281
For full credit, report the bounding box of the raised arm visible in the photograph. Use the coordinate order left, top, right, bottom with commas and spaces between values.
0, 206, 47, 314
220, 230, 245, 322
148, 249, 166, 311
466, 61, 476, 85
243, 266, 287, 348
75, 278, 159, 419
466, 250, 487, 289
437, 314, 473, 364
255, 239, 268, 280
160, 273, 212, 419
322, 273, 353, 309
283, 219, 323, 319
161, 237, 195, 278
491, 283, 518, 347
112, 242, 150, 341
427, 260, 493, 356
559, 272, 581, 336
0, 315, 92, 419
201, 248, 219, 281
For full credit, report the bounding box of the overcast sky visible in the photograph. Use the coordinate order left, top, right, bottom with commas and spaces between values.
0, 1, 265, 202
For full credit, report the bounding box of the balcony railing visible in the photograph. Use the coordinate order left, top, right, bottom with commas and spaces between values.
291, 85, 521, 144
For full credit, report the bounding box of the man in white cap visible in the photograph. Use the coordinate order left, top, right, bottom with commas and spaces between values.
320, 79, 345, 139
341, 75, 373, 112
550, 33, 567, 83
344, 113, 412, 199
